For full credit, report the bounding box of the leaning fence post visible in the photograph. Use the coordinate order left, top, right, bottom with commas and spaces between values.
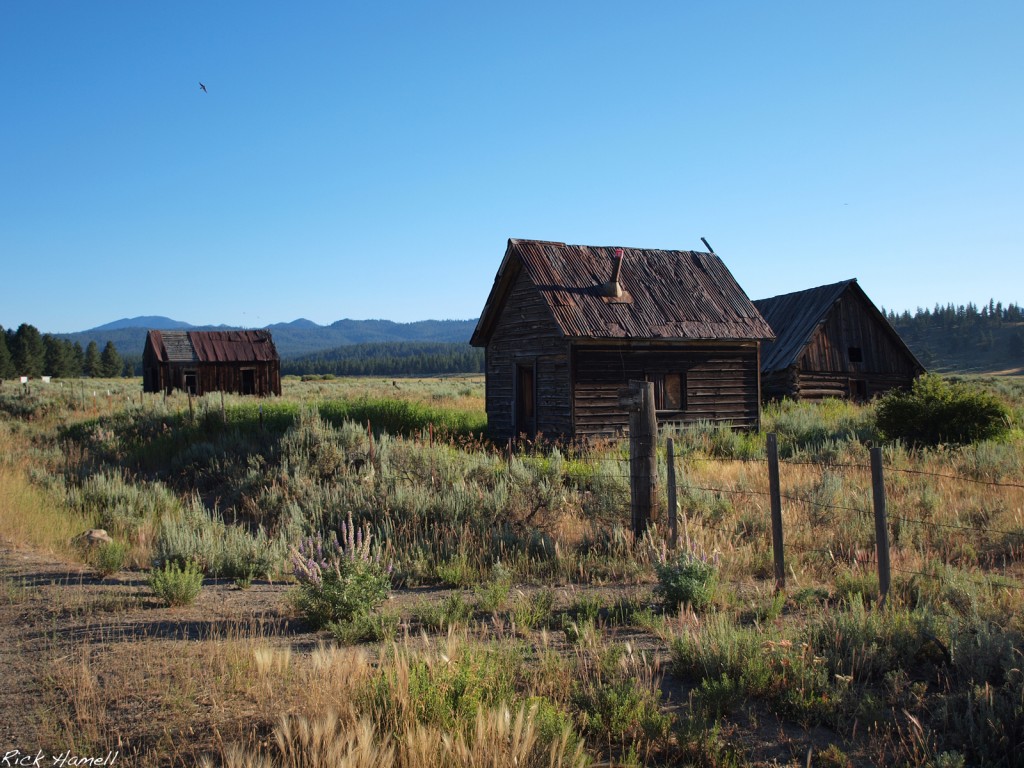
666, 437, 678, 549
767, 432, 785, 591
870, 446, 892, 606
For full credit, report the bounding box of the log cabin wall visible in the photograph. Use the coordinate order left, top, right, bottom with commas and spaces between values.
755, 281, 924, 402
473, 239, 776, 440
148, 360, 281, 397
572, 342, 762, 437
484, 269, 572, 440
794, 292, 921, 401
142, 330, 282, 397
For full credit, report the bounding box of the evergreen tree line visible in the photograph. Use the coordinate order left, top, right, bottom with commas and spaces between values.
0, 323, 127, 379
281, 342, 485, 377
885, 300, 1024, 367
886, 300, 1024, 329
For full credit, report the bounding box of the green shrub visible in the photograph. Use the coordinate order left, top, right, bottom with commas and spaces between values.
474, 575, 512, 613
572, 644, 672, 753
416, 593, 474, 632
876, 374, 1010, 446
91, 540, 129, 578
328, 610, 399, 645
290, 517, 392, 628
654, 550, 718, 611
154, 499, 282, 580
149, 560, 204, 606
511, 589, 556, 631
365, 642, 523, 734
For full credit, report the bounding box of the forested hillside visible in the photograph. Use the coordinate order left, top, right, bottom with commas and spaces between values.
281, 342, 483, 376
887, 300, 1024, 373
57, 317, 477, 360
8, 301, 1023, 380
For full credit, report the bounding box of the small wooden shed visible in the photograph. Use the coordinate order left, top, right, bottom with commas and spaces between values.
753, 279, 924, 402
142, 330, 281, 396
470, 239, 774, 440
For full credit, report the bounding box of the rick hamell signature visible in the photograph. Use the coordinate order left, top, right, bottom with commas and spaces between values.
2, 751, 119, 767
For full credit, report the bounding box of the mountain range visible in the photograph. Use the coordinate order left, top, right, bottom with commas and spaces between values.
59, 316, 478, 360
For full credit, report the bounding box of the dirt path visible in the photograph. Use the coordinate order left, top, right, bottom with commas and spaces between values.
0, 541, 660, 755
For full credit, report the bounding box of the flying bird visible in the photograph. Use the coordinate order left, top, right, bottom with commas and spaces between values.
199, 82, 207, 93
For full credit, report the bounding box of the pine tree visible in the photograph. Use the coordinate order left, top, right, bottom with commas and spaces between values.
12, 324, 45, 377
0, 327, 13, 379
43, 334, 69, 377
100, 341, 123, 378
70, 342, 85, 376
84, 341, 102, 378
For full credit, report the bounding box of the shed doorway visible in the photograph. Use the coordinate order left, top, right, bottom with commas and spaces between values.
515, 363, 536, 439
184, 371, 198, 396
241, 368, 256, 395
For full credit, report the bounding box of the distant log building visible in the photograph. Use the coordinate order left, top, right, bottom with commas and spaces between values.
470, 238, 774, 440
754, 280, 924, 402
142, 330, 281, 396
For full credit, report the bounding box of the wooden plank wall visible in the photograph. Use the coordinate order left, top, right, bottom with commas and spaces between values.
799, 294, 920, 376
782, 293, 920, 401
572, 344, 761, 437
148, 361, 281, 397
484, 269, 572, 440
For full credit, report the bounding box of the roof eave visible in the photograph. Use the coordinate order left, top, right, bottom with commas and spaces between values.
470, 240, 521, 347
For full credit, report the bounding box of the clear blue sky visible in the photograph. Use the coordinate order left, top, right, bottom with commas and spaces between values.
2, 2, 1021, 333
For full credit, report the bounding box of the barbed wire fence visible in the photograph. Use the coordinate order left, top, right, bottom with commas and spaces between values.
654, 433, 1024, 603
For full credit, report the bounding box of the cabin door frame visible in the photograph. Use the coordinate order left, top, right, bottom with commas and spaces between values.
241, 367, 257, 395
514, 360, 537, 439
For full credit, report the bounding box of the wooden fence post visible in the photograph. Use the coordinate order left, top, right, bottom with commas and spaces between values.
666, 437, 678, 549
620, 379, 658, 544
870, 446, 892, 606
767, 432, 786, 591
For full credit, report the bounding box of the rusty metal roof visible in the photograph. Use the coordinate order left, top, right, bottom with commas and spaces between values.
147, 330, 279, 364
471, 239, 774, 346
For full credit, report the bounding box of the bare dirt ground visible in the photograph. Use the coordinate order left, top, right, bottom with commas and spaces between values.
0, 542, 854, 766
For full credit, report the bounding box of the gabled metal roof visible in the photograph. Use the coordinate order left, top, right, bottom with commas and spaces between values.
146, 330, 279, 363
753, 279, 923, 373
471, 239, 774, 346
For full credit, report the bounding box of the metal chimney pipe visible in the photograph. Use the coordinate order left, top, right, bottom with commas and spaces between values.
603, 248, 624, 297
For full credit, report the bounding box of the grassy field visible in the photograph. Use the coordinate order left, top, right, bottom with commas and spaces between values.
0, 374, 1022, 767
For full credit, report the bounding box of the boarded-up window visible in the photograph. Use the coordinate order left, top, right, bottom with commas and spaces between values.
651, 372, 685, 411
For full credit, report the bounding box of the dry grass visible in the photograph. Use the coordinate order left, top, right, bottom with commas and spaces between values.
3, 377, 1023, 766
0, 462, 95, 556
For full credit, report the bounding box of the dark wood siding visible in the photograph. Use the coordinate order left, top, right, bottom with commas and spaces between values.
484, 269, 571, 440
791, 293, 920, 401
572, 343, 761, 437
143, 361, 281, 397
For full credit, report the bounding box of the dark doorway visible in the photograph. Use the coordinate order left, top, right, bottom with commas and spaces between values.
184, 371, 198, 395
515, 363, 536, 438
241, 369, 256, 395
850, 379, 868, 402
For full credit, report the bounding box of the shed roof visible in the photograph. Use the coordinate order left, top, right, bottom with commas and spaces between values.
146, 330, 279, 364
753, 279, 922, 372
471, 239, 773, 346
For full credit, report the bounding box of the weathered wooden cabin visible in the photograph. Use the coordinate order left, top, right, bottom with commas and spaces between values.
470, 239, 775, 440
142, 330, 281, 396
754, 279, 924, 402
